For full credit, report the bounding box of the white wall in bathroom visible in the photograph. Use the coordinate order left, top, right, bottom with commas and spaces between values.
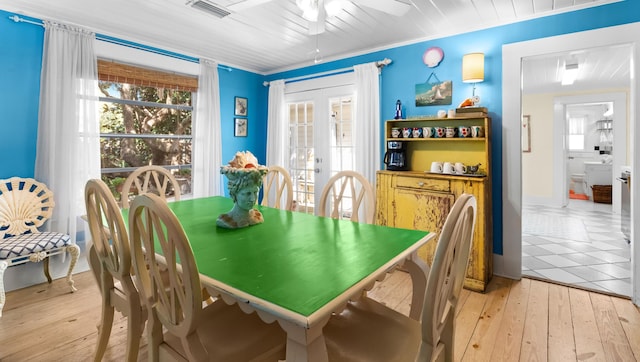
522, 88, 628, 204
522, 93, 555, 202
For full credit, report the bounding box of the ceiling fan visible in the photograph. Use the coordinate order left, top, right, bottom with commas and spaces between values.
299, 0, 411, 34
217, 0, 411, 35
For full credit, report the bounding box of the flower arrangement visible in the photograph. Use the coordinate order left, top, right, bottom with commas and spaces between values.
220, 151, 268, 184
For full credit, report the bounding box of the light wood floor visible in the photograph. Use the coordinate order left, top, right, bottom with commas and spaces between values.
1, 271, 639, 361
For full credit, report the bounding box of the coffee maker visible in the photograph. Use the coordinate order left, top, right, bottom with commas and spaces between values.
384, 141, 408, 171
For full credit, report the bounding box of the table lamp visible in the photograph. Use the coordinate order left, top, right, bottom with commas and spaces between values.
462, 53, 485, 106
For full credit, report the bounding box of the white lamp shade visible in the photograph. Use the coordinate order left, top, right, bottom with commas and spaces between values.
462, 53, 485, 83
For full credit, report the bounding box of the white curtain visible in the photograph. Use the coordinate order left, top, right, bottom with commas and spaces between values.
192, 59, 223, 197
354, 62, 381, 186
266, 80, 288, 167
35, 21, 100, 242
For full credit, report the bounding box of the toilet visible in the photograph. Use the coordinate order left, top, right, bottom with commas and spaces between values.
570, 173, 586, 195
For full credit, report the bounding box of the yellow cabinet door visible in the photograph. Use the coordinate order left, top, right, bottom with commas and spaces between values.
394, 188, 454, 263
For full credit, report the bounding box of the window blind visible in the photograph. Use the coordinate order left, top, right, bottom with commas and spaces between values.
97, 59, 198, 92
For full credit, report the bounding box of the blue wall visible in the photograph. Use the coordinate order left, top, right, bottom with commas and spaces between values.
0, 9, 266, 184
218, 67, 267, 168
0, 13, 43, 178
3, 0, 640, 254
266, 0, 640, 254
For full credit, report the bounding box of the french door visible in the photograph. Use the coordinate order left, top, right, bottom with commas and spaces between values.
285, 80, 355, 215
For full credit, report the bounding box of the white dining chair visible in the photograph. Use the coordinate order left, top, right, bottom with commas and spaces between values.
323, 194, 477, 362
128, 193, 286, 361
85, 179, 145, 362
261, 165, 294, 211
120, 165, 181, 208
318, 170, 375, 223
0, 177, 80, 317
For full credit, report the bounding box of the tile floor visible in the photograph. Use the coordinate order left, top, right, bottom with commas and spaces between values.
522, 198, 632, 297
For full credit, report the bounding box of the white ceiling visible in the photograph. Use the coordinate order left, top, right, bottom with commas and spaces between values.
522, 43, 632, 94
1, 0, 622, 77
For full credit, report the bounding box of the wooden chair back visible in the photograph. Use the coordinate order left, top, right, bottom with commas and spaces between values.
318, 170, 375, 223
419, 193, 477, 361
128, 193, 206, 360
128, 193, 287, 361
261, 165, 294, 211
120, 165, 181, 208
84, 179, 144, 361
0, 177, 54, 238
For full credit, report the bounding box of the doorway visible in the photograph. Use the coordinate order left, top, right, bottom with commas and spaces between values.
501, 22, 640, 305
519, 48, 631, 296
285, 75, 355, 215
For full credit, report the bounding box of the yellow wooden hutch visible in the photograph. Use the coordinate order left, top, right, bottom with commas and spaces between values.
376, 111, 492, 292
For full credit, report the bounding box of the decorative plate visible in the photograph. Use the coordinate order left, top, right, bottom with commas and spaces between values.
423, 47, 444, 68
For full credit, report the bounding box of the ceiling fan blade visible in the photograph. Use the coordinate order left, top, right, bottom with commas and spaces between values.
226, 0, 273, 12
352, 0, 411, 17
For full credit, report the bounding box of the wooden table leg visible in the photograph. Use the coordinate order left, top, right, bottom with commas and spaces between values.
278, 316, 330, 362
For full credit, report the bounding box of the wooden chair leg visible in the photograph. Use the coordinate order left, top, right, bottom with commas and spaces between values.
43, 257, 53, 283
442, 312, 455, 362
94, 301, 115, 362
147, 313, 164, 361
0, 261, 7, 317
65, 244, 80, 292
125, 299, 143, 362
87, 245, 101, 285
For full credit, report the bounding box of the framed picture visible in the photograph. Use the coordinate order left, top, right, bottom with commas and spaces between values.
234, 96, 248, 116
414, 80, 452, 106
522, 115, 531, 153
234, 118, 248, 137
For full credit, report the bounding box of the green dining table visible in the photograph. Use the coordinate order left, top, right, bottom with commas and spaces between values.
151, 196, 434, 362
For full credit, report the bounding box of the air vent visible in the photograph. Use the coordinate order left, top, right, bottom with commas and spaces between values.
188, 0, 231, 18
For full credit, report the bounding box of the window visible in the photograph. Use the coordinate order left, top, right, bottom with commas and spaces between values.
97, 60, 196, 199
568, 116, 586, 150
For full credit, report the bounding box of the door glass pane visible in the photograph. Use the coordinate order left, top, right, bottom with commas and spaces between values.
328, 96, 355, 216
289, 101, 315, 214
285, 85, 355, 216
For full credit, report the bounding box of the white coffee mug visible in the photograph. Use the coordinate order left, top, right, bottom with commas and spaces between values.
423, 127, 434, 138
448, 109, 456, 118
442, 162, 454, 174
454, 162, 467, 174
430, 161, 443, 173
445, 127, 456, 138
471, 125, 484, 138
458, 126, 471, 138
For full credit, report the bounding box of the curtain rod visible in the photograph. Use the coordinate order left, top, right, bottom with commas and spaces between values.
8, 15, 233, 72
263, 58, 392, 87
